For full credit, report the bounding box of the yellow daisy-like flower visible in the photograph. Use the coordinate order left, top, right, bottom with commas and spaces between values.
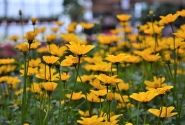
77, 75, 94, 83
117, 81, 129, 91
79, 110, 90, 117
152, 85, 173, 95
46, 34, 56, 43
9, 35, 19, 42
103, 114, 122, 125
105, 53, 126, 63
67, 22, 77, 33
125, 122, 133, 125
66, 91, 85, 100
77, 115, 104, 125
159, 14, 178, 25
148, 106, 177, 118
60, 55, 79, 67
67, 42, 95, 55
129, 90, 159, 102
60, 72, 70, 81
42, 56, 59, 65
41, 82, 57, 92
0, 58, 15, 65
31, 17, 37, 25
90, 89, 108, 97
89, 79, 106, 90
116, 14, 131, 22
30, 83, 41, 93
29, 58, 41, 67
144, 76, 166, 90
16, 41, 40, 52
16, 42, 29, 52
25, 31, 37, 43
96, 74, 121, 86
176, 9, 185, 17
49, 44, 67, 57
80, 22, 94, 29
86, 92, 103, 103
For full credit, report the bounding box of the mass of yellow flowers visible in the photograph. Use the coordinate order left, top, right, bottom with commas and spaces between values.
1, 8, 185, 125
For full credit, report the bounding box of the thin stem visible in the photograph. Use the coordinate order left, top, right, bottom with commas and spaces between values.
21, 53, 28, 124
136, 103, 140, 125
49, 65, 52, 81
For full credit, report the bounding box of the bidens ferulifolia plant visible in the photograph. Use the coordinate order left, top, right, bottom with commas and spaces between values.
1, 10, 185, 125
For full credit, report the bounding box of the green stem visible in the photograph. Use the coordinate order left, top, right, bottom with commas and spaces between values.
136, 103, 140, 125
21, 53, 28, 124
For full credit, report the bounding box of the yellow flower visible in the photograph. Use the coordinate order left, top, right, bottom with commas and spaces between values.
152, 85, 173, 95
51, 27, 59, 33
117, 81, 129, 91
135, 50, 161, 62
29, 58, 41, 67
89, 79, 106, 90
55, 21, 64, 26
67, 42, 95, 55
86, 92, 103, 103
96, 74, 121, 86
84, 56, 103, 64
30, 40, 41, 49
105, 53, 126, 63
30, 83, 41, 93
36, 64, 59, 81
23, 123, 30, 125
103, 114, 122, 125
20, 67, 38, 76
46, 34, 56, 43
37, 46, 48, 54
77, 75, 94, 83
9, 35, 19, 42
42, 56, 59, 65
16, 42, 29, 52
0, 65, 16, 74
174, 26, 185, 39
144, 22, 164, 35
60, 72, 70, 81
31, 17, 37, 25
41, 82, 57, 92
25, 31, 37, 43
97, 34, 121, 45
84, 62, 112, 72
125, 122, 133, 125
176, 9, 185, 17
116, 14, 131, 22
0, 58, 15, 65
61, 55, 79, 67
0, 76, 20, 88
49, 44, 67, 57
90, 89, 108, 97
67, 22, 77, 33
16, 41, 40, 52
130, 90, 159, 102
80, 22, 94, 29
148, 106, 177, 118
112, 93, 129, 103
61, 33, 82, 43
79, 110, 90, 117
66, 91, 85, 100
159, 14, 178, 25
77, 115, 104, 125
144, 76, 166, 90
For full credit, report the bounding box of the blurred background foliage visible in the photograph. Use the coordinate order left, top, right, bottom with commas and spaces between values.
62, 0, 84, 21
